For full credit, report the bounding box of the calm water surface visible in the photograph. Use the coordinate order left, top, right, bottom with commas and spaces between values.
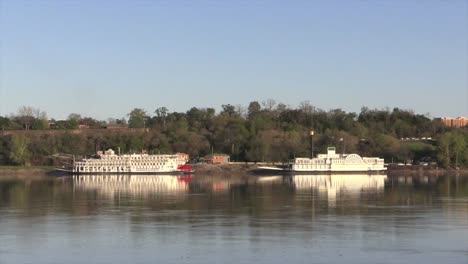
0, 174, 467, 264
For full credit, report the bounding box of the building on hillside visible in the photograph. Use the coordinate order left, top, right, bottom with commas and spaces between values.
438, 117, 453, 126
205, 154, 230, 164
453, 117, 468, 128
176, 152, 189, 163
436, 117, 468, 128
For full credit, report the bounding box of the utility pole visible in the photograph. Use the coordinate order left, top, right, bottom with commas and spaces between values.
340, 137, 344, 156
310, 130, 315, 159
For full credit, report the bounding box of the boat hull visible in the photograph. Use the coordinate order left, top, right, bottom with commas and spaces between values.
55, 168, 194, 175
253, 167, 386, 175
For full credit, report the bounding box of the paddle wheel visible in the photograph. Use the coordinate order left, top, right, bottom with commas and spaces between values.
177, 164, 194, 173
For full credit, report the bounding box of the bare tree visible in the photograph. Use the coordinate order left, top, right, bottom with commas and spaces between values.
17, 106, 34, 130
34, 108, 48, 121
299, 100, 315, 116
299, 100, 316, 129
155, 107, 168, 130
262, 99, 276, 111
107, 118, 117, 125
235, 104, 247, 118
275, 103, 288, 113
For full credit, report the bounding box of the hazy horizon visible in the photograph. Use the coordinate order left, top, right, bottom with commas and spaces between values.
1, 1, 467, 120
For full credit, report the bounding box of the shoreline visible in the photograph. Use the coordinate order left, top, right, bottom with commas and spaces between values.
0, 164, 467, 178
0, 166, 56, 179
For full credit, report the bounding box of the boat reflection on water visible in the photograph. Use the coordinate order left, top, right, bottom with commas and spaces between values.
292, 174, 387, 205
254, 175, 286, 184
72, 174, 192, 198
69, 173, 387, 204
293, 174, 386, 192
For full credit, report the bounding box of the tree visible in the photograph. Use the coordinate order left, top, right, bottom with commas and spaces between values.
154, 107, 169, 131
275, 103, 288, 114
9, 134, 31, 165
206, 108, 215, 118
67, 113, 81, 129
107, 118, 117, 125
81, 117, 102, 128
128, 137, 144, 152
438, 131, 467, 168
247, 101, 261, 120
0, 136, 7, 164
262, 99, 276, 111
221, 104, 236, 117
15, 106, 50, 130
128, 108, 147, 128
450, 132, 465, 168
373, 134, 401, 162
299, 100, 315, 116
0, 116, 11, 130
0, 101, 466, 166
32, 110, 49, 130
235, 104, 246, 118
59, 133, 86, 155
17, 106, 35, 130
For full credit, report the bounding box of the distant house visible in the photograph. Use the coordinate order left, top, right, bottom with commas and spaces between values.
205, 154, 230, 164
176, 152, 189, 163
78, 124, 90, 129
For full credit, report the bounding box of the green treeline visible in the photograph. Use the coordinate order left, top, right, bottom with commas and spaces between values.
0, 102, 467, 167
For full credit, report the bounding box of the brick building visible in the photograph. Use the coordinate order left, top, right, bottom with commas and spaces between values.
437, 117, 468, 128
205, 154, 230, 164
176, 152, 189, 163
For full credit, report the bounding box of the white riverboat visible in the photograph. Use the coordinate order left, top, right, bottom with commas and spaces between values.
64, 149, 193, 174
258, 147, 386, 174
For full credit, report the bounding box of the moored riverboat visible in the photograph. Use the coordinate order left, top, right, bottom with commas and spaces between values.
256, 147, 386, 174
59, 149, 193, 174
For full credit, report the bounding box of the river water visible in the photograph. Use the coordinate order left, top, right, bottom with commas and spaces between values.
0, 173, 467, 264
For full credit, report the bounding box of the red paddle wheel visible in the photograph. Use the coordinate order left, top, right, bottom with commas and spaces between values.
177, 164, 194, 173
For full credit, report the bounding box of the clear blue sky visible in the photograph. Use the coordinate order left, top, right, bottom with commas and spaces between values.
1, 0, 467, 120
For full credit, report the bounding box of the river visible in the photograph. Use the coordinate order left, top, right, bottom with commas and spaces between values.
0, 174, 467, 264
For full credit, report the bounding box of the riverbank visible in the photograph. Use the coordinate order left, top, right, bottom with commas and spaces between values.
191, 163, 468, 177
0, 166, 55, 179
0, 164, 467, 178
385, 165, 468, 176
191, 163, 257, 177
